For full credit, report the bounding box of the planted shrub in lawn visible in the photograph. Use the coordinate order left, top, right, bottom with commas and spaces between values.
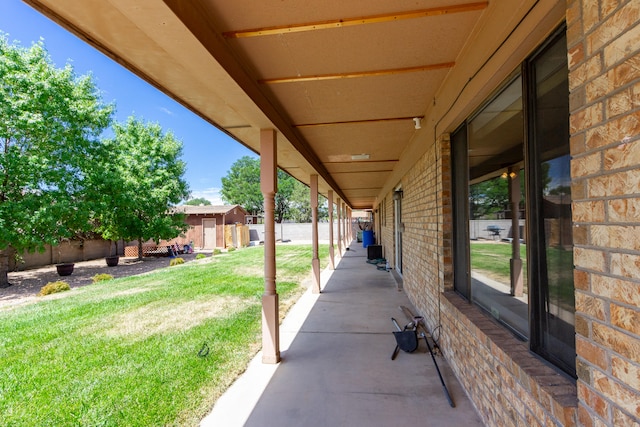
170, 257, 185, 266
37, 281, 70, 296
92, 273, 114, 283
228, 247, 236, 252
213, 248, 222, 256
195, 253, 206, 260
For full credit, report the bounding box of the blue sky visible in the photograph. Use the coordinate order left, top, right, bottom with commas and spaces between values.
0, 0, 256, 204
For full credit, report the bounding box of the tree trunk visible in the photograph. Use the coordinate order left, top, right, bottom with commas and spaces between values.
137, 238, 143, 261
0, 250, 11, 288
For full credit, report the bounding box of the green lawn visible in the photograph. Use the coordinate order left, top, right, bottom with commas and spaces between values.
0, 245, 328, 427
470, 242, 527, 285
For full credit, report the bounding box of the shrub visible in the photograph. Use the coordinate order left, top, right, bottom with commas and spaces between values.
92, 273, 114, 283
195, 253, 206, 260
227, 246, 236, 252
169, 257, 185, 266
38, 281, 70, 296
213, 249, 222, 256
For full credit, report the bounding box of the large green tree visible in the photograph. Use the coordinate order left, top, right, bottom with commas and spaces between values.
0, 36, 114, 287
221, 156, 313, 222
95, 117, 190, 260
220, 156, 262, 215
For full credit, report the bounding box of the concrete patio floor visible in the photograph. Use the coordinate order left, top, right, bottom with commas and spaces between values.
202, 242, 484, 426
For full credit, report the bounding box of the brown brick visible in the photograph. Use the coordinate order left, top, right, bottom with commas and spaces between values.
570, 132, 587, 156
568, 41, 585, 69
574, 269, 590, 291
578, 404, 594, 427
592, 274, 640, 307
566, 0, 582, 28
578, 382, 609, 419
612, 53, 640, 88
577, 359, 592, 384
582, 1, 600, 34
576, 292, 607, 321
570, 84, 587, 112
604, 139, 640, 171
610, 303, 640, 335
611, 355, 640, 390
606, 83, 640, 118
612, 407, 640, 427
604, 20, 640, 67
589, 225, 609, 247
608, 198, 640, 223
572, 152, 602, 177
593, 370, 640, 418
569, 55, 603, 91
591, 225, 640, 251
576, 336, 609, 370
586, 74, 612, 102
601, 0, 620, 18
571, 103, 605, 134
611, 252, 640, 279
574, 247, 606, 272
573, 200, 605, 222
589, 170, 640, 198
575, 313, 590, 338
593, 322, 640, 363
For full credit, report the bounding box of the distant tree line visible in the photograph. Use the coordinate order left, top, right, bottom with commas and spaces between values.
220, 156, 328, 223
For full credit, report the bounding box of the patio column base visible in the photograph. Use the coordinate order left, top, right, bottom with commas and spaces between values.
262, 293, 280, 364
312, 258, 321, 293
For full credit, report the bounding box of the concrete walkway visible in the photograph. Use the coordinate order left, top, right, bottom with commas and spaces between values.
201, 243, 484, 427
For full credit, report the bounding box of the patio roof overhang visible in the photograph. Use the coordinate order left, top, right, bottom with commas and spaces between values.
23, 0, 563, 210
20, 0, 490, 210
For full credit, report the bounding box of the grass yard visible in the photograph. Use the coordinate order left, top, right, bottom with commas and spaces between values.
0, 245, 328, 426
470, 241, 527, 285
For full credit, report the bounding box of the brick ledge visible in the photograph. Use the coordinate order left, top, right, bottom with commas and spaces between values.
442, 291, 578, 426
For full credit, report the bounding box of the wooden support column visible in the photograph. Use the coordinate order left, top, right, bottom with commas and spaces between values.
310, 175, 321, 293
328, 190, 335, 269
341, 202, 347, 250
336, 198, 342, 254
260, 129, 280, 364
509, 167, 523, 297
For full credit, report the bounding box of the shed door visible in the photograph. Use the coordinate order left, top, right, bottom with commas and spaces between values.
202, 219, 216, 249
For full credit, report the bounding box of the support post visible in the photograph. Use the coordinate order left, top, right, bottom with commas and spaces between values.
260, 129, 280, 364
336, 198, 342, 254
509, 168, 523, 297
311, 175, 321, 293
328, 190, 335, 269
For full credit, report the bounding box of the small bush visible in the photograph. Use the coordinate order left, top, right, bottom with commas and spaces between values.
195, 253, 206, 260
227, 247, 236, 252
92, 273, 114, 283
38, 281, 70, 296
170, 257, 185, 266
213, 249, 222, 256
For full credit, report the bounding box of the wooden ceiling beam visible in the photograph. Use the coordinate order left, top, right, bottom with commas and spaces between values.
294, 116, 424, 128
222, 2, 488, 38
259, 63, 454, 84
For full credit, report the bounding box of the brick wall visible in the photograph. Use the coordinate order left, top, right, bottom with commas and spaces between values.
567, 0, 640, 425
392, 135, 579, 426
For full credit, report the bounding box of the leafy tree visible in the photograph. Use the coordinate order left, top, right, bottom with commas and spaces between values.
186, 197, 211, 206
0, 36, 114, 287
221, 156, 326, 223
95, 117, 190, 260
220, 156, 262, 215
275, 170, 297, 223
469, 176, 508, 219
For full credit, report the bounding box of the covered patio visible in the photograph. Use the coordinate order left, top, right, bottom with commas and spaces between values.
203, 242, 483, 426
23, 1, 640, 426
